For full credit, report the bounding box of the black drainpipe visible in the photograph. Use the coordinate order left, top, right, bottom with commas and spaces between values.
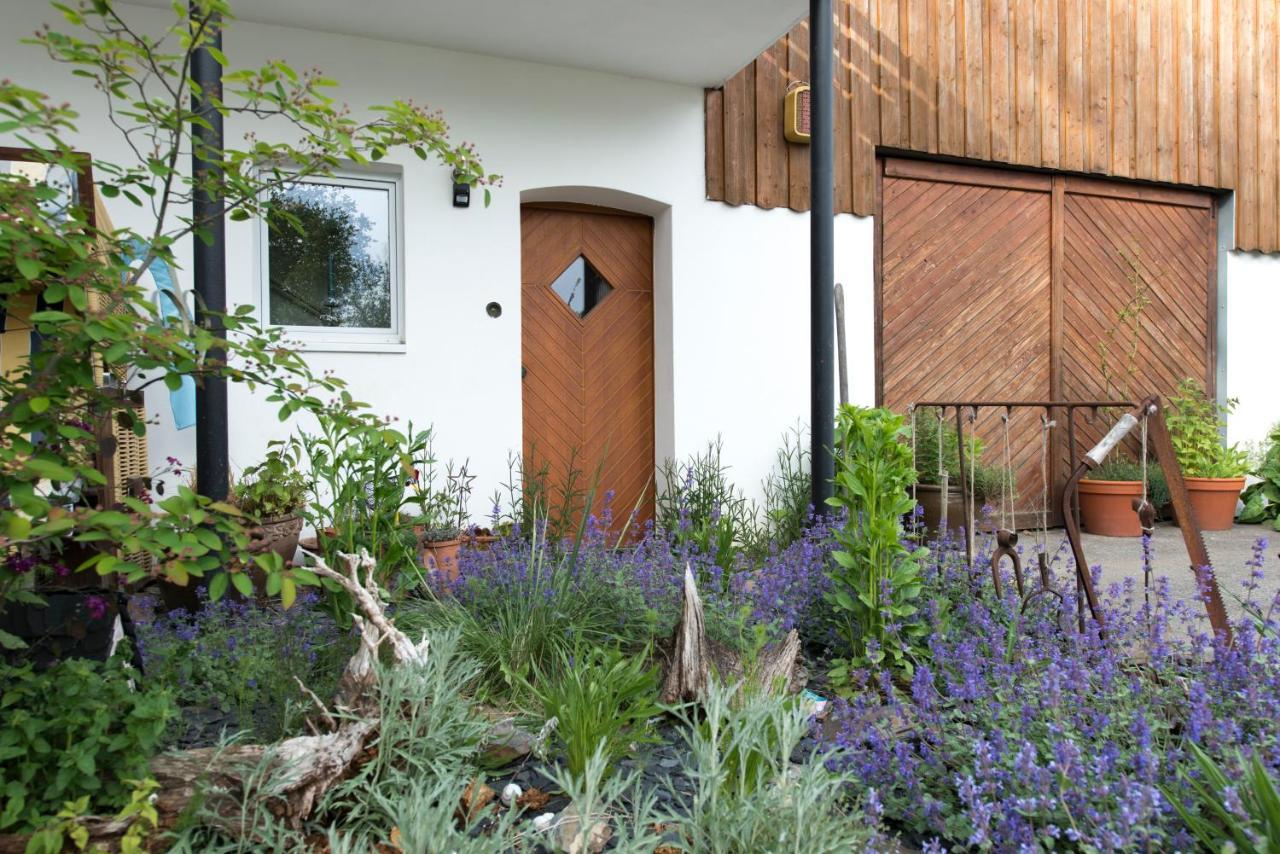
810, 0, 836, 514
191, 7, 229, 501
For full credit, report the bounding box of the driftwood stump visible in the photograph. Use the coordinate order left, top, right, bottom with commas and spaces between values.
0, 550, 425, 852
659, 565, 805, 704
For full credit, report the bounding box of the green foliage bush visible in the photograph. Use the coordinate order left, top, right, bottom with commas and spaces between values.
1241, 423, 1280, 531
825, 405, 926, 683
0, 653, 174, 832
1164, 743, 1280, 853
675, 681, 878, 852
529, 644, 661, 782
909, 406, 1011, 501
231, 443, 308, 520
1167, 378, 1249, 478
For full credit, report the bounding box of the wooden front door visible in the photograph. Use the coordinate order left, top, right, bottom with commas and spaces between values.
878, 157, 1216, 523
520, 204, 655, 526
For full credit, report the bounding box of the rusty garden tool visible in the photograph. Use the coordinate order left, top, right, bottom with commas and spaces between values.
990, 528, 1023, 599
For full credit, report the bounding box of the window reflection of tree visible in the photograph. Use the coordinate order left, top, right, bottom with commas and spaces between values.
266, 183, 391, 329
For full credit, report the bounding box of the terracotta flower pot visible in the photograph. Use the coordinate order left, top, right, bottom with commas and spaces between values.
420, 538, 463, 582
1077, 479, 1143, 537
1183, 476, 1246, 531
915, 483, 966, 537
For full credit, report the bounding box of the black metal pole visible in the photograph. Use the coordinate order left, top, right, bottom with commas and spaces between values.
191, 7, 228, 501
810, 0, 836, 514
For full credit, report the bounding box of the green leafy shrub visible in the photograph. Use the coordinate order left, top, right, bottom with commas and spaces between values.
755, 425, 813, 557
1241, 423, 1280, 530
1167, 379, 1249, 478
909, 407, 1010, 502
1164, 743, 1280, 853
657, 437, 758, 573
674, 680, 878, 852
231, 442, 308, 520
826, 405, 926, 683
530, 644, 661, 782
395, 525, 649, 703
0, 654, 174, 832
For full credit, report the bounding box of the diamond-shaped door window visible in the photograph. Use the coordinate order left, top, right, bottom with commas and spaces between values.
549, 256, 613, 318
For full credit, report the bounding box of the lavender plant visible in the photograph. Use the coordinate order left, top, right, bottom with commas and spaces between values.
135, 590, 353, 744
824, 534, 1280, 851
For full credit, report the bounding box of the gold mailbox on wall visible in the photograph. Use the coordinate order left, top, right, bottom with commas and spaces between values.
784, 84, 811, 144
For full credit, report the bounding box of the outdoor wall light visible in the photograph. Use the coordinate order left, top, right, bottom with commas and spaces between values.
452, 173, 471, 208
485, 301, 502, 318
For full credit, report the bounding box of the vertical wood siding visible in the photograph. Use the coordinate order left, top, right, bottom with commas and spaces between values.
706, 0, 1280, 252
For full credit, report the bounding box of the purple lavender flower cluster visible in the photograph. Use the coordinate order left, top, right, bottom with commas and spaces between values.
824, 535, 1280, 851
445, 509, 837, 645
135, 589, 353, 743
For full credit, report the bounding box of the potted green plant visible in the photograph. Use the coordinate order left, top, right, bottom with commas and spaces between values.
1080, 456, 1171, 537
909, 409, 1010, 536
232, 443, 308, 564
1166, 379, 1249, 531
407, 457, 477, 582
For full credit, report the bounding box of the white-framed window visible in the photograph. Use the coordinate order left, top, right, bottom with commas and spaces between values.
258, 169, 404, 351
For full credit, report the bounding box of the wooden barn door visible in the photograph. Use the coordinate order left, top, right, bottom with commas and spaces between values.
879, 159, 1054, 521
520, 204, 655, 525
877, 158, 1216, 524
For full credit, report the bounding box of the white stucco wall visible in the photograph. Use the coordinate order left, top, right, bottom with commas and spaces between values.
1, 1, 873, 506
5, 2, 1269, 511
1224, 251, 1280, 450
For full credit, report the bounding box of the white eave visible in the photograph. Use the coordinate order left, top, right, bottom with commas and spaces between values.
136, 0, 807, 88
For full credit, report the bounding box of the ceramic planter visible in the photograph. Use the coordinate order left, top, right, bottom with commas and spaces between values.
1078, 479, 1143, 537
1183, 476, 1246, 531
247, 514, 303, 563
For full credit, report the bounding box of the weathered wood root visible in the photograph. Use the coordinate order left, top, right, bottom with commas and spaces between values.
658, 564, 806, 704
0, 550, 426, 851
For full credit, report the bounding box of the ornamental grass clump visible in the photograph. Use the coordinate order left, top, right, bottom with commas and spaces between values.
824, 533, 1280, 851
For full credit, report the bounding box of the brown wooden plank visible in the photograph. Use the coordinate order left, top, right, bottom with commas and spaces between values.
1012, 0, 1038, 164
907, 0, 937, 149
1085, 0, 1109, 173
1197, 0, 1218, 187
884, 155, 1052, 189
937, 0, 963, 153
1038, 0, 1060, 166
989, 0, 1012, 163
1239, 0, 1258, 249
836, 0, 856, 214
1155, 0, 1177, 182
755, 40, 789, 210
877, 0, 904, 147
1111, 0, 1135, 177
1259, 0, 1278, 250
1061, 175, 1213, 207
1218, 0, 1238, 195
704, 88, 725, 201
854, 0, 880, 214
1134, 0, 1157, 180
787, 21, 812, 212
1177, 0, 1199, 185
1060, 0, 1085, 171
962, 0, 989, 159
722, 63, 757, 206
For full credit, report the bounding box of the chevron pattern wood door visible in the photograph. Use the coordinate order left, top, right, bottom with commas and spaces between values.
521, 205, 655, 526
1059, 178, 1217, 460
879, 159, 1054, 521
878, 158, 1216, 524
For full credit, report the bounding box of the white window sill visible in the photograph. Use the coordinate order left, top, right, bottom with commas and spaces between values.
282, 335, 407, 355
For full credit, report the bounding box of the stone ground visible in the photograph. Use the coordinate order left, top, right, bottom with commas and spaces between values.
1026, 521, 1278, 621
